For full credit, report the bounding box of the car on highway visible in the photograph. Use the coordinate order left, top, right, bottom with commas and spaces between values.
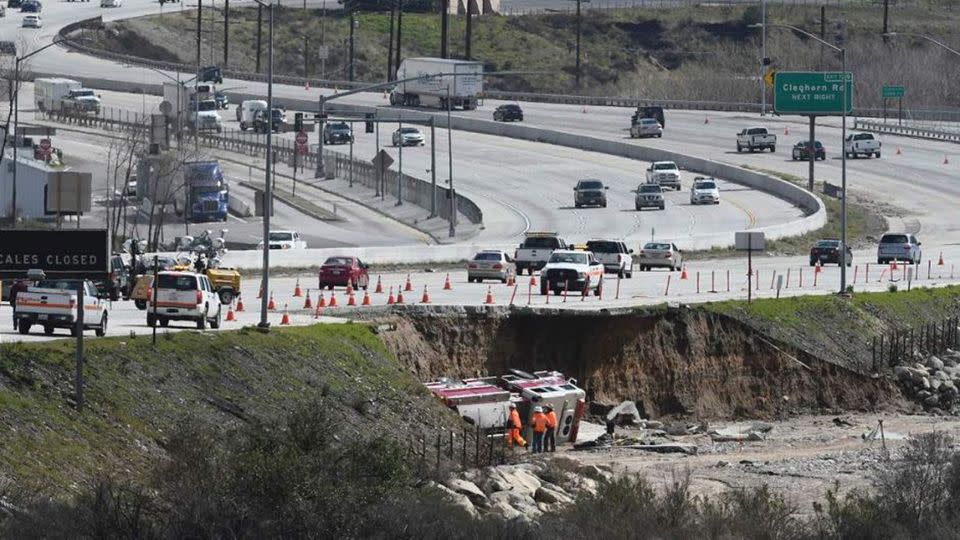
100, 0, 121, 6
323, 122, 354, 145
539, 250, 605, 296
736, 127, 776, 153
392, 127, 425, 147
467, 250, 516, 283
0, 5, 5, 16
689, 177, 720, 205
515, 232, 568, 276
15, 279, 109, 336
253, 107, 285, 133
93, 254, 132, 301
318, 256, 370, 290
199, 65, 223, 84
237, 99, 267, 131
646, 161, 681, 190
809, 239, 852, 267
630, 118, 663, 138
493, 104, 523, 122
631, 106, 665, 128
146, 271, 222, 330
21, 13, 40, 27
638, 242, 683, 271
845, 133, 881, 159
877, 233, 921, 265
20, 0, 40, 12
7, 0, 22, 8
214, 90, 229, 109
792, 140, 826, 161
573, 179, 608, 208
257, 230, 307, 250
585, 240, 634, 278
635, 183, 665, 211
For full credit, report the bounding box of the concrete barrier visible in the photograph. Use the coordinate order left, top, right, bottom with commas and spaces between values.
229, 193, 253, 218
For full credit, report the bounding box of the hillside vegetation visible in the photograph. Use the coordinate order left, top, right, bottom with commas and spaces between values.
77, 4, 960, 108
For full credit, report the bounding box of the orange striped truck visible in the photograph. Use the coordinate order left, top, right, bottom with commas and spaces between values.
15, 279, 108, 337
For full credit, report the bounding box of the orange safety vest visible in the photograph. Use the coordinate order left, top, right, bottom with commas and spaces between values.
532, 412, 548, 433
509, 409, 522, 429
545, 411, 558, 430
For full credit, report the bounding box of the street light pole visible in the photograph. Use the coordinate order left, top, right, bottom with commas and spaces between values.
760, 0, 766, 116
883, 32, 960, 57
446, 85, 455, 238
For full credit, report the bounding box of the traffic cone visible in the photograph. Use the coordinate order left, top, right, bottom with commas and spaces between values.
347, 292, 357, 306
945, 154, 951, 165
815, 261, 822, 274
268, 293, 276, 311
891, 260, 899, 271
784, 126, 790, 135
485, 286, 495, 305
293, 278, 302, 297
421, 285, 431, 304
529, 275, 538, 287
346, 281, 354, 296
404, 274, 413, 292
375, 275, 383, 293
226, 304, 236, 321
362, 290, 371, 306
387, 286, 395, 305
896, 146, 902, 155
396, 287, 405, 304
704, 115, 709, 125
305, 80, 311, 91
939, 252, 945, 266
443, 273, 452, 290
581, 106, 587, 114
280, 304, 290, 325
328, 291, 338, 308
680, 267, 688, 280
318, 291, 327, 308
303, 291, 313, 309
507, 274, 515, 286
236, 297, 245, 312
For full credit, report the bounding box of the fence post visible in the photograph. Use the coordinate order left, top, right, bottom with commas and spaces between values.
436, 432, 441, 473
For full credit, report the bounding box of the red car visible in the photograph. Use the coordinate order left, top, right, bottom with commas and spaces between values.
318, 256, 370, 290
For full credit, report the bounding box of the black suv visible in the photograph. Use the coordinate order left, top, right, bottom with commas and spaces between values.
631, 106, 665, 128
94, 254, 132, 301
323, 122, 354, 144
573, 179, 608, 208
493, 104, 523, 122
254, 108, 285, 133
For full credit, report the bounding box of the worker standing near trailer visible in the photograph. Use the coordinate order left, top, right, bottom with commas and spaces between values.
506, 402, 526, 449
544, 404, 558, 453
531, 406, 547, 454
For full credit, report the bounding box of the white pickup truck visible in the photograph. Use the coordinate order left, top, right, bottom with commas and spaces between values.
736, 127, 777, 153
645, 161, 682, 190
15, 280, 108, 336
514, 232, 569, 276
146, 271, 221, 330
844, 133, 881, 159
585, 240, 634, 278
539, 250, 606, 296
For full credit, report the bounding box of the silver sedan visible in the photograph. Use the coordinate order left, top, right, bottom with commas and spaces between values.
467, 250, 516, 283
630, 118, 663, 138
637, 242, 683, 271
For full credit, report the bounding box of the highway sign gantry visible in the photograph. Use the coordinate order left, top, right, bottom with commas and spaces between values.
773, 71, 853, 115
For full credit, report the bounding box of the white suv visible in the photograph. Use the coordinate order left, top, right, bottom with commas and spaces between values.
147, 271, 221, 329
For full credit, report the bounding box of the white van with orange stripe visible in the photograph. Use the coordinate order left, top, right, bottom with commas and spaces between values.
15, 280, 108, 337
147, 271, 221, 330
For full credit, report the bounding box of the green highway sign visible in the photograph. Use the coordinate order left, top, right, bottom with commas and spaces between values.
773, 71, 853, 115
883, 85, 905, 98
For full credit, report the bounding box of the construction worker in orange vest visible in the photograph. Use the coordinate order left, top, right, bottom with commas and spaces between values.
531, 405, 548, 453
544, 404, 558, 452
506, 402, 526, 448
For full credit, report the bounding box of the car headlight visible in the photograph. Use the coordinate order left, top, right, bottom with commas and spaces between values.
577, 272, 587, 279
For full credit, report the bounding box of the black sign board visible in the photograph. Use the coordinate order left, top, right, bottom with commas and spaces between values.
0, 229, 109, 279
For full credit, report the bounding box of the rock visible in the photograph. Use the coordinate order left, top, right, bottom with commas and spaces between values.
548, 455, 583, 473
928, 357, 945, 371
716, 460, 730, 468
432, 482, 479, 519
444, 478, 488, 505
535, 486, 574, 505
480, 470, 513, 495
895, 366, 911, 381
497, 467, 542, 497
917, 390, 933, 401
931, 379, 943, 391
640, 420, 665, 430
922, 378, 932, 390
925, 394, 940, 407
487, 492, 522, 521
567, 475, 598, 496
490, 490, 542, 519
577, 464, 612, 482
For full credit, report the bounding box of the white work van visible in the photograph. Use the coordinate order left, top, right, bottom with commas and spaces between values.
34, 78, 81, 112
236, 99, 268, 131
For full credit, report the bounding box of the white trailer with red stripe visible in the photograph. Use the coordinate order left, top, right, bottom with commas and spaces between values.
15, 279, 108, 336
426, 369, 587, 444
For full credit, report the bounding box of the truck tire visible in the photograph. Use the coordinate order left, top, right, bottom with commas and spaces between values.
135, 299, 146, 310
736, 143, 742, 152
160, 318, 169, 328
44, 325, 54, 336
876, 151, 881, 158
540, 282, 548, 295
770, 146, 776, 153
210, 308, 221, 329
197, 309, 207, 330
95, 313, 107, 337
147, 313, 156, 327
218, 289, 234, 306
594, 277, 603, 296
18, 323, 31, 335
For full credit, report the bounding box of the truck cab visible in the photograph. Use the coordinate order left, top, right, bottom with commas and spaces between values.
237, 99, 267, 131
736, 127, 777, 153
514, 232, 568, 276
63, 88, 101, 114
183, 161, 229, 222
15, 279, 109, 336
539, 250, 605, 296
189, 99, 223, 133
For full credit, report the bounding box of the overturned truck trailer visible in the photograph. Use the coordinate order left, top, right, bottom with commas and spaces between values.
426, 370, 587, 443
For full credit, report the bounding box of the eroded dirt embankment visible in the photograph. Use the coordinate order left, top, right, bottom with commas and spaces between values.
379, 307, 902, 419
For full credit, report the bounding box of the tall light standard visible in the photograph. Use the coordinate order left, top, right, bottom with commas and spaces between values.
760, 0, 767, 116
6, 38, 65, 227
757, 22, 848, 293
248, 0, 275, 329
445, 85, 455, 237
883, 32, 960, 57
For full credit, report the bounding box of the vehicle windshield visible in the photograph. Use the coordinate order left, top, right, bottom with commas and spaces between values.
880, 234, 909, 244
400, 128, 419, 134
816, 240, 840, 248
504, 105, 520, 111
695, 182, 717, 190
72, 90, 95, 97
522, 237, 559, 249
586, 241, 619, 253
329, 123, 350, 131
197, 101, 218, 112
639, 184, 661, 193
157, 274, 198, 291
640, 119, 658, 125
474, 252, 502, 261
323, 257, 353, 266
653, 163, 676, 170
578, 180, 603, 190
854, 134, 874, 141
643, 243, 672, 251
548, 252, 589, 265
269, 232, 294, 241
35, 280, 78, 290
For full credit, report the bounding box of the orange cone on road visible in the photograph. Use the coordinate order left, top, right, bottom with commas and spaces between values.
421, 285, 431, 304
387, 287, 395, 305
280, 304, 290, 325
268, 293, 276, 311
362, 290, 372, 306
303, 291, 313, 309
375, 275, 383, 294
236, 297, 245, 312
896, 146, 902, 155
815, 261, 822, 274
328, 291, 338, 308
891, 260, 899, 271
346, 281, 354, 296
485, 286, 495, 305
347, 292, 357, 306
404, 274, 413, 292
396, 287, 405, 304
939, 252, 945, 266
318, 291, 327, 308
680, 267, 688, 280
443, 273, 453, 290
784, 126, 790, 135
293, 278, 302, 297
226, 304, 236, 321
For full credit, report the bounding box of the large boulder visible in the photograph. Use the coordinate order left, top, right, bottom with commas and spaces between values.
535, 485, 574, 505
577, 464, 613, 482
486, 492, 522, 521
489, 490, 542, 520
431, 482, 478, 519
444, 478, 488, 506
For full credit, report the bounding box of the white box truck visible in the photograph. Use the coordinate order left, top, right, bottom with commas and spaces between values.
390, 57, 483, 110
34, 78, 80, 112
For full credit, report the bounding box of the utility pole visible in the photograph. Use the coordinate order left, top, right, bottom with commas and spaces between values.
387, 3, 396, 80
304, 35, 309, 77
195, 0, 202, 155
760, 0, 766, 116
395, 0, 403, 76
882, 0, 890, 42
349, 10, 356, 81
441, 0, 449, 58
256, 4, 263, 72
224, 0, 229, 67
465, 0, 473, 60
820, 6, 826, 71
575, 0, 581, 87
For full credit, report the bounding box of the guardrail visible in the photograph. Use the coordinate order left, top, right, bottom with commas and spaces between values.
854, 119, 960, 143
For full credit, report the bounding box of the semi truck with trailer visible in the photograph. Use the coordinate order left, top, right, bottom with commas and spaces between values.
390, 57, 483, 110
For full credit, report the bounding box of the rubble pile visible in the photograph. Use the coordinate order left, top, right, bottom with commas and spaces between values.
894, 349, 960, 413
